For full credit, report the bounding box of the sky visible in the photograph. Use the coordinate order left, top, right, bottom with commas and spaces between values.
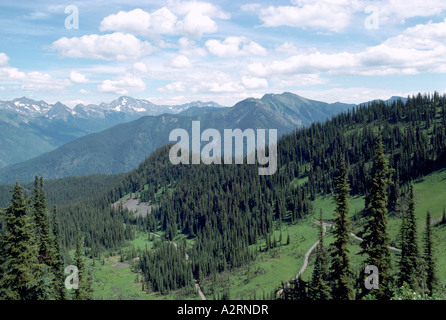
1, 0, 446, 107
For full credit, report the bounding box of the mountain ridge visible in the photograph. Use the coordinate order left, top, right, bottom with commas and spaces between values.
0, 96, 226, 168
0, 92, 355, 184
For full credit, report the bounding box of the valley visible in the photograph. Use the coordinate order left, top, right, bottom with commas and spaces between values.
1, 92, 446, 302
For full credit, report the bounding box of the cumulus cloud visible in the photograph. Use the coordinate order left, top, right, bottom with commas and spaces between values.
70, 71, 89, 83
364, 0, 446, 24
99, 2, 229, 40
241, 76, 268, 90
257, 0, 353, 32
158, 81, 186, 92
99, 8, 178, 38
52, 32, 154, 61
170, 55, 193, 68
0, 53, 71, 92
205, 37, 267, 58
0, 53, 9, 67
247, 19, 446, 78
168, 0, 230, 19
178, 37, 207, 57
248, 0, 446, 32
127, 62, 149, 75
98, 76, 146, 95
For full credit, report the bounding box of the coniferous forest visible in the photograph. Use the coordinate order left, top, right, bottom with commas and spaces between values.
1, 92, 446, 301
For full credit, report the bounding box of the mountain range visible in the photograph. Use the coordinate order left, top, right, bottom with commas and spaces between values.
0, 96, 224, 168
0, 92, 405, 184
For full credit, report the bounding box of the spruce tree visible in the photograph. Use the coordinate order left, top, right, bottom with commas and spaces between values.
309, 209, 330, 300
32, 176, 57, 299
398, 185, 419, 289
33, 176, 54, 266
359, 134, 392, 300
423, 211, 436, 296
0, 182, 40, 299
74, 229, 93, 300
51, 206, 67, 300
329, 160, 355, 300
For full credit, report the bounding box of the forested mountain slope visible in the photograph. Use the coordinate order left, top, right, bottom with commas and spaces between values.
0, 92, 352, 184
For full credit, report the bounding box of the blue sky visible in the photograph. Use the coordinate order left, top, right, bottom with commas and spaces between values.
1, 0, 446, 107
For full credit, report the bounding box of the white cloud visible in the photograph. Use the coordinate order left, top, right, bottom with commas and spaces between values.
257, 0, 353, 32
79, 89, 91, 95
206, 37, 267, 58
99, 3, 229, 40
176, 10, 218, 39
365, 0, 446, 24
0, 53, 71, 92
52, 32, 154, 61
178, 37, 207, 57
170, 55, 192, 68
98, 76, 146, 95
248, 19, 446, 78
275, 42, 299, 54
99, 8, 178, 38
0, 53, 9, 67
168, 0, 230, 20
70, 71, 89, 83
127, 62, 149, 75
158, 81, 186, 92
241, 76, 268, 90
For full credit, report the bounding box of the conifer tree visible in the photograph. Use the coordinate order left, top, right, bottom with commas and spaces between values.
423, 211, 436, 296
33, 176, 54, 266
329, 160, 355, 300
359, 134, 392, 300
74, 229, 93, 300
398, 185, 419, 289
0, 182, 40, 300
309, 209, 330, 300
32, 176, 57, 299
51, 206, 67, 300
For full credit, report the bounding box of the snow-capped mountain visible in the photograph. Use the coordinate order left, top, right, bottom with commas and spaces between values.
0, 96, 225, 120
0, 96, 225, 169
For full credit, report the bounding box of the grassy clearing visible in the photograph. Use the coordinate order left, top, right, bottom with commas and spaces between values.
200, 216, 320, 299
89, 230, 200, 300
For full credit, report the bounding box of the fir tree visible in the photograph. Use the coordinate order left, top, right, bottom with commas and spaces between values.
32, 176, 57, 299
329, 160, 355, 300
0, 182, 40, 300
74, 229, 93, 300
309, 209, 330, 300
423, 211, 437, 296
398, 185, 419, 289
50, 206, 67, 300
359, 134, 392, 300
32, 176, 54, 266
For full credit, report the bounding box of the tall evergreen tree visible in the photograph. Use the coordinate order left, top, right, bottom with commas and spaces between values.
50, 206, 67, 300
309, 209, 330, 300
32, 176, 57, 299
398, 185, 419, 289
329, 160, 355, 300
74, 229, 93, 300
359, 134, 392, 300
0, 182, 40, 300
423, 211, 437, 296
32, 176, 54, 266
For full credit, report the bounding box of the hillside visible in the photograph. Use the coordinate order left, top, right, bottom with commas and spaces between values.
0, 92, 352, 184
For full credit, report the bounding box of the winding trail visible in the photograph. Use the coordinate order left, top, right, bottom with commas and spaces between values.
276, 220, 401, 298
